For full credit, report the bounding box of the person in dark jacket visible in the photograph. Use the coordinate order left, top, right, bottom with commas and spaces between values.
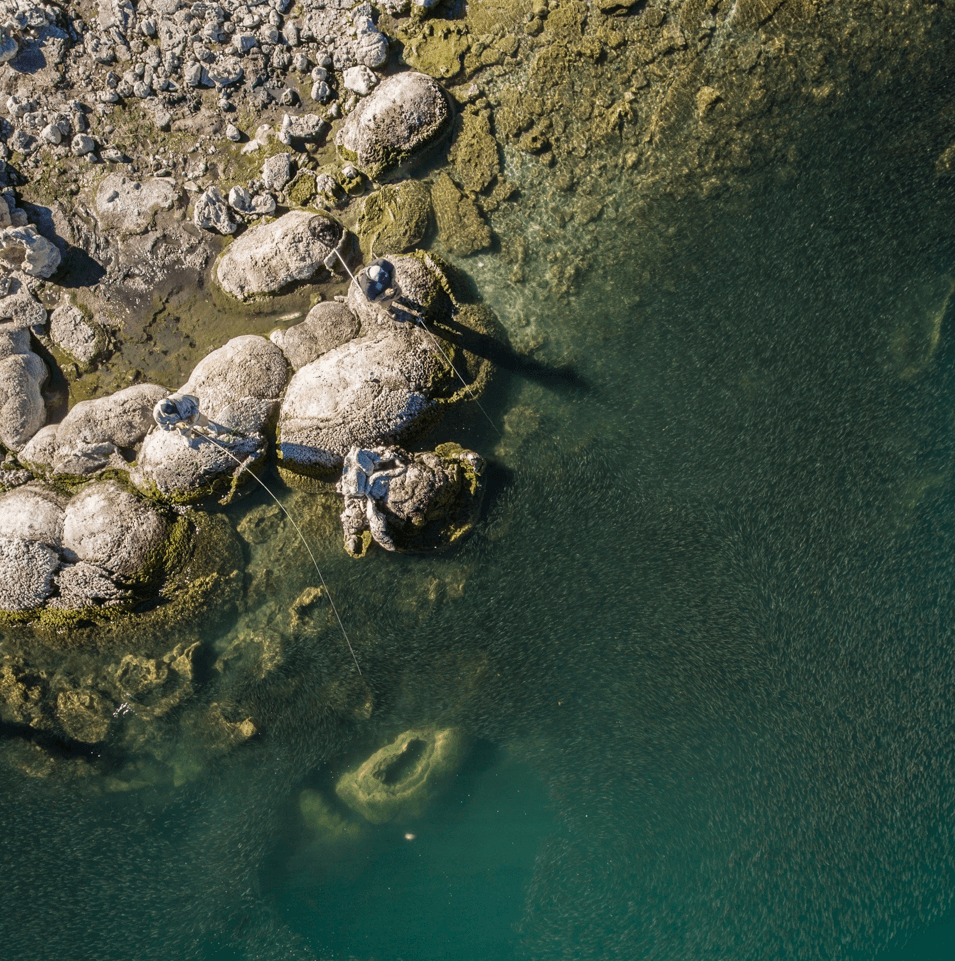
358, 258, 397, 303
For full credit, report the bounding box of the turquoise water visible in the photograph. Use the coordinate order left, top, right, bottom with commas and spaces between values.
6, 64, 955, 961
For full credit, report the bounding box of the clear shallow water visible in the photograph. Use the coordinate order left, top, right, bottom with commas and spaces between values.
6, 73, 955, 961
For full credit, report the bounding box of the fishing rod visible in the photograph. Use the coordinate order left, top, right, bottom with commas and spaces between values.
153, 395, 362, 675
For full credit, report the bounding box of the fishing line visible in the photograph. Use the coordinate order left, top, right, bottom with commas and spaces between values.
186, 427, 362, 675
407, 312, 502, 436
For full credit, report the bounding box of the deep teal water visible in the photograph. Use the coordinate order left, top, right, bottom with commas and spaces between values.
6, 69, 955, 961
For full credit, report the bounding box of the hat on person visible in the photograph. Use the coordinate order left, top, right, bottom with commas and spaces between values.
367, 265, 386, 283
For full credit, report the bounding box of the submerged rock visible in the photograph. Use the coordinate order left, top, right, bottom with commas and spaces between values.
216, 211, 342, 300
338, 443, 486, 557
335, 71, 453, 181
336, 727, 467, 824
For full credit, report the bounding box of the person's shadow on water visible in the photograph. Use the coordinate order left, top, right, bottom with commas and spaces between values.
434, 315, 590, 394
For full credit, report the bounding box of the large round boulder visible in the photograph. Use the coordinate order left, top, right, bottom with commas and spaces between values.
277, 325, 442, 478
0, 484, 65, 546
335, 72, 453, 181
216, 211, 343, 300
61, 481, 168, 579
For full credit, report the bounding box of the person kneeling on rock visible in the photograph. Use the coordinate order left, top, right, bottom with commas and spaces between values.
358, 258, 397, 304
153, 392, 217, 439
358, 259, 420, 323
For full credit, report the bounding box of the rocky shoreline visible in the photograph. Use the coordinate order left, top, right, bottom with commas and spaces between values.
1, 0, 954, 788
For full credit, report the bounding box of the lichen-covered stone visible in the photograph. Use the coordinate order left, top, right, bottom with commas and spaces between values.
0, 535, 59, 611
335, 727, 466, 824
335, 71, 452, 181
216, 211, 342, 300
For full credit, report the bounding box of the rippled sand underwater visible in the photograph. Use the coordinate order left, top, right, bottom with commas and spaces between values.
7, 58, 955, 961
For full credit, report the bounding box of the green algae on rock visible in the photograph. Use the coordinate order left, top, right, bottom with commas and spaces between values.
335, 726, 467, 824
430, 172, 492, 256
354, 180, 433, 258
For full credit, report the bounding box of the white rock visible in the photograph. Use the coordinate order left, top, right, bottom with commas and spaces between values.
40, 123, 62, 145
71, 134, 96, 156
278, 328, 439, 473
94, 173, 178, 235
216, 210, 341, 299
343, 65, 378, 96
311, 80, 331, 103
62, 482, 167, 579
0, 535, 59, 611
0, 35, 18, 65
0, 485, 65, 547
261, 152, 293, 191
0, 350, 47, 451
49, 304, 101, 366
226, 123, 242, 142
0, 225, 62, 279
193, 185, 237, 234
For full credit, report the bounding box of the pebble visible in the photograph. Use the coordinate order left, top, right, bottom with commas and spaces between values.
226, 124, 242, 142
71, 134, 96, 157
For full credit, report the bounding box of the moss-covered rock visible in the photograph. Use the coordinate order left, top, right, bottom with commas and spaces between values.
355, 181, 433, 258
335, 726, 467, 824
448, 109, 501, 194
430, 172, 492, 256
